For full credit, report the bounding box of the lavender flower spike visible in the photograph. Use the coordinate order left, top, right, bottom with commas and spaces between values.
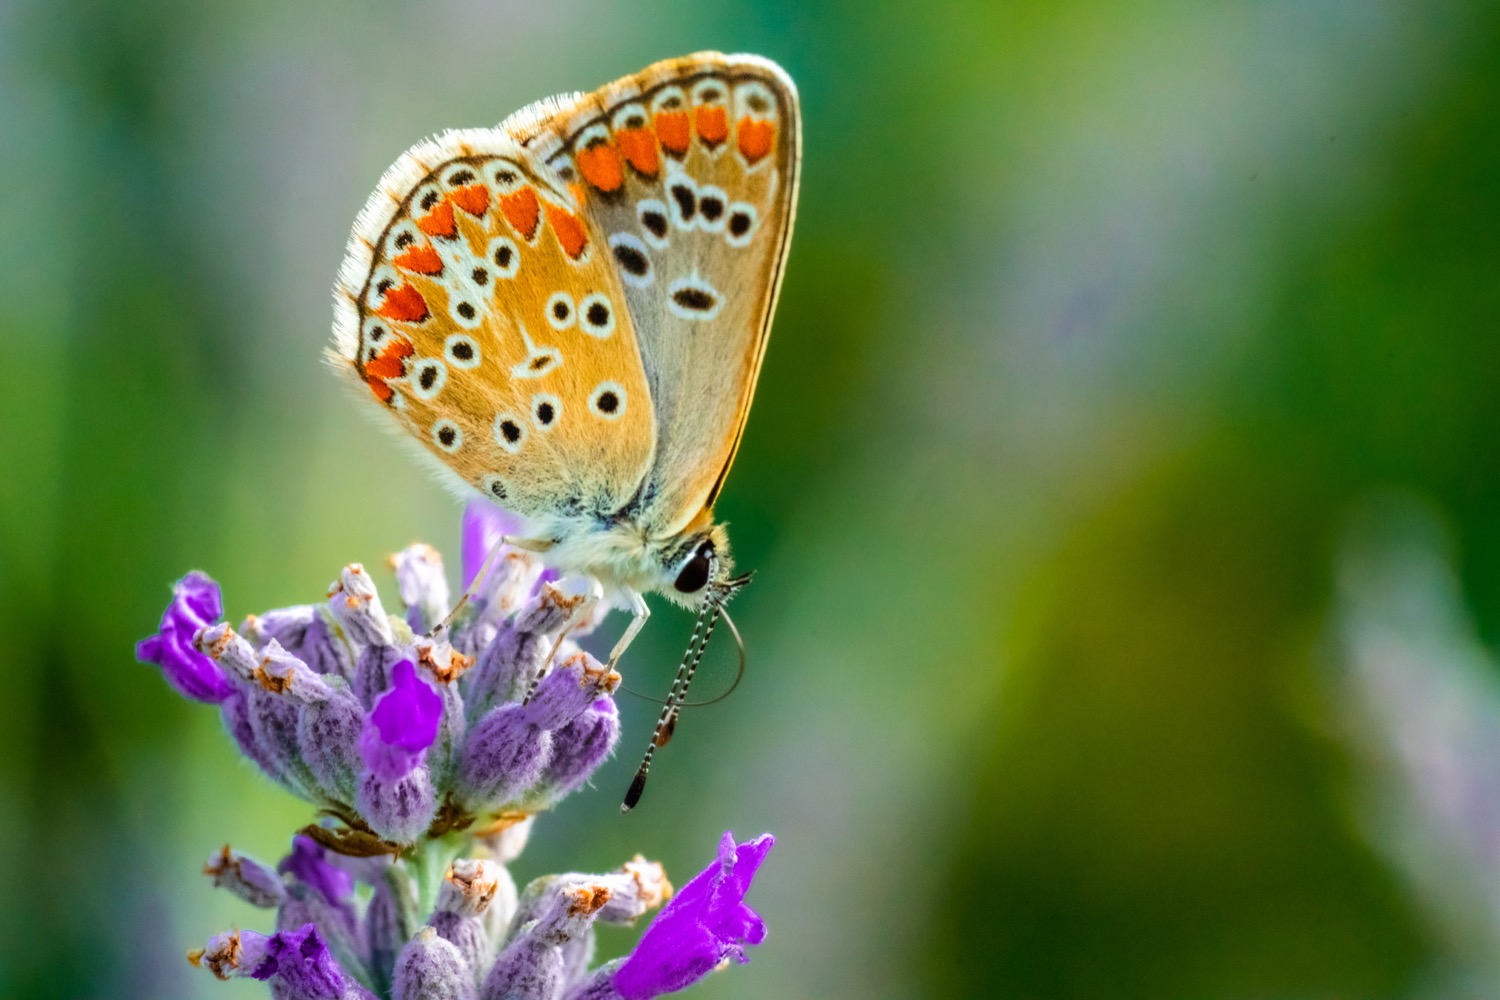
137, 571, 235, 703
145, 505, 779, 998
607, 832, 774, 1000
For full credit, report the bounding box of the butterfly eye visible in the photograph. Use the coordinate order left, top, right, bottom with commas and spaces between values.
544, 292, 576, 330
672, 540, 715, 594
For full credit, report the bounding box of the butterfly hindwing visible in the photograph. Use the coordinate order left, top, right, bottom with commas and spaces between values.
332, 129, 656, 520
516, 53, 801, 536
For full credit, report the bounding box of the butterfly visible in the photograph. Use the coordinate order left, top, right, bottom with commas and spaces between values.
329, 52, 800, 807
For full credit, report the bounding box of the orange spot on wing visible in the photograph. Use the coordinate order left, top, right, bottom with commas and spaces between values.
737, 118, 776, 164
616, 127, 660, 176
416, 199, 457, 238
654, 111, 691, 154
695, 105, 728, 145
576, 143, 624, 192
392, 244, 443, 275
376, 284, 429, 323
451, 184, 490, 216
500, 187, 540, 240
365, 337, 413, 379
543, 203, 589, 259
365, 375, 394, 403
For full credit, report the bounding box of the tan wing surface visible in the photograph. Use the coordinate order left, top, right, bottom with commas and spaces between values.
332, 129, 655, 521
513, 53, 801, 536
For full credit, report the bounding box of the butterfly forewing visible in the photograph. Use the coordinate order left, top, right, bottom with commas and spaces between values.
519, 53, 801, 536
332, 131, 656, 520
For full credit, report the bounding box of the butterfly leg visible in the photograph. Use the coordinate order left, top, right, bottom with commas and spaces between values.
606, 590, 651, 672
426, 533, 555, 637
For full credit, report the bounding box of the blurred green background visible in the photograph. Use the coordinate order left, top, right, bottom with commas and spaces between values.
4, 1, 1500, 997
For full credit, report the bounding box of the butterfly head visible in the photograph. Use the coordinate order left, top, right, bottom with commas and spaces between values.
662, 525, 749, 609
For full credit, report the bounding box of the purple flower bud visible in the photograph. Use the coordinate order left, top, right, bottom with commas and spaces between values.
534, 698, 619, 806
367, 878, 409, 996
243, 605, 314, 652
258, 640, 335, 702
356, 766, 438, 845
203, 845, 286, 908
481, 883, 611, 1000
137, 571, 235, 703
279, 836, 356, 913
525, 654, 619, 732
595, 858, 671, 925
356, 667, 442, 839
460, 654, 617, 811
219, 688, 283, 780
354, 643, 407, 709
328, 564, 395, 647
298, 679, 366, 804
392, 543, 452, 634
361, 661, 443, 783
394, 927, 475, 1000
241, 923, 378, 1000
460, 581, 575, 716
610, 833, 774, 1000
432, 860, 505, 984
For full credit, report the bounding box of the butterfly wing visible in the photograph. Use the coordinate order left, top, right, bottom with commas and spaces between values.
331, 128, 656, 521
517, 53, 801, 537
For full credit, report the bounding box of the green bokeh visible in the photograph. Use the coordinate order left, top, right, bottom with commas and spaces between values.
3, 1, 1498, 997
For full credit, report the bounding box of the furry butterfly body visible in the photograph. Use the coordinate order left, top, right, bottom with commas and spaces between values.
331, 52, 799, 638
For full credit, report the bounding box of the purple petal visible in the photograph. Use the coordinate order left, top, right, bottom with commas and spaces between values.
611, 832, 774, 1000
278, 836, 355, 911
239, 923, 369, 999
137, 571, 235, 704
461, 499, 523, 589
360, 661, 443, 782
